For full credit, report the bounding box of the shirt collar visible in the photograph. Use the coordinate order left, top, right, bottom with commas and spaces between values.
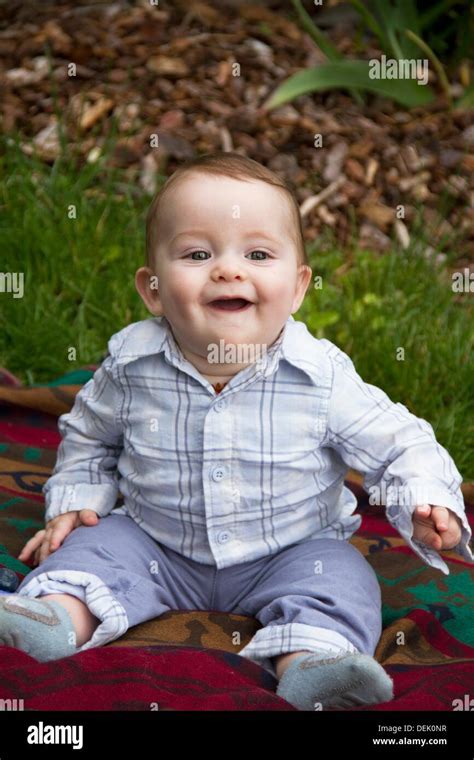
111, 314, 325, 387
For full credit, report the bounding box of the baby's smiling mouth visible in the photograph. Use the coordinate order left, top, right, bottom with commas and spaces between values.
207, 298, 253, 311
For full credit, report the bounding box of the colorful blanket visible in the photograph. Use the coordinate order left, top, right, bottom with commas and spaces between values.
0, 365, 473, 711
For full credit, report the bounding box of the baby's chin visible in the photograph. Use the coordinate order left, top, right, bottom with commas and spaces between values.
202, 324, 267, 347
168, 312, 281, 354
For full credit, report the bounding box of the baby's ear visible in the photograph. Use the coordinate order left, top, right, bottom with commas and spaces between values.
135, 267, 163, 316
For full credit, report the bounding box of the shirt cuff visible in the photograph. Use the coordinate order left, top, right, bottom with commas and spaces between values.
384, 481, 474, 576
44, 483, 119, 522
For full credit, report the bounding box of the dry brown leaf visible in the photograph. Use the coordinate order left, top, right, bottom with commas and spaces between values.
147, 56, 190, 77
359, 202, 395, 230
79, 98, 114, 131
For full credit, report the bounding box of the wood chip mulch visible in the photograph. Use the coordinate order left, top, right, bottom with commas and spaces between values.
1, 0, 473, 264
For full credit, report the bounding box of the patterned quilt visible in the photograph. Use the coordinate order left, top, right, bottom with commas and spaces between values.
0, 365, 473, 711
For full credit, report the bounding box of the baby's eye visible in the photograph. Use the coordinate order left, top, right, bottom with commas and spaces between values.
186, 250, 210, 260
185, 250, 270, 261
247, 250, 270, 260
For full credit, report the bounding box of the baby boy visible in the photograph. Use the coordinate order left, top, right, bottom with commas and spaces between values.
2, 152, 473, 711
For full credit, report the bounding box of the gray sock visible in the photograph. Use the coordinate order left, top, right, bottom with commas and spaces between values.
276, 651, 394, 710
0, 595, 78, 662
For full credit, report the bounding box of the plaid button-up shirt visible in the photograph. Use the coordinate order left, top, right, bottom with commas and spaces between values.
43, 315, 473, 574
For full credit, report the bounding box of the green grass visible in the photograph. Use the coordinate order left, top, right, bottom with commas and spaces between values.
1, 132, 473, 478
300, 243, 474, 477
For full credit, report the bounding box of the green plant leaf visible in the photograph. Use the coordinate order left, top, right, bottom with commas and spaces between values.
290, 0, 342, 62
419, 0, 458, 30
263, 61, 435, 110
349, 0, 391, 54
363, 0, 421, 58
404, 28, 451, 104
289, 0, 364, 106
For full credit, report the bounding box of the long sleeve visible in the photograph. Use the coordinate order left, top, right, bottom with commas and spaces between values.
43, 351, 124, 523
323, 343, 473, 575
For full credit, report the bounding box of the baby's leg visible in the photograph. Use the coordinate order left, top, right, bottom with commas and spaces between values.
0, 593, 81, 661
0, 592, 100, 661
41, 593, 100, 646
7, 513, 180, 661
235, 537, 393, 709
274, 650, 311, 679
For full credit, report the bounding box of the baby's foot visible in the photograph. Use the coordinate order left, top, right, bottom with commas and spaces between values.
276, 651, 394, 710
0, 595, 77, 662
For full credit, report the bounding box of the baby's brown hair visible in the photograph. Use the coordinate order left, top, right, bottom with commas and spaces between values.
145, 151, 309, 269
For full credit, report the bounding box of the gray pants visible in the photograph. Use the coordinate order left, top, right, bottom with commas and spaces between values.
17, 513, 382, 677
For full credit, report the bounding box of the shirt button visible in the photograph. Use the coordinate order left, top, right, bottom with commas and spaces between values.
214, 399, 227, 412
212, 466, 226, 481
217, 530, 232, 544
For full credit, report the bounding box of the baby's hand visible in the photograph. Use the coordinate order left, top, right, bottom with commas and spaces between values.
412, 504, 462, 551
17, 509, 100, 567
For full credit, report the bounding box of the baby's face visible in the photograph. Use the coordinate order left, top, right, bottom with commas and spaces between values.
136, 173, 312, 374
